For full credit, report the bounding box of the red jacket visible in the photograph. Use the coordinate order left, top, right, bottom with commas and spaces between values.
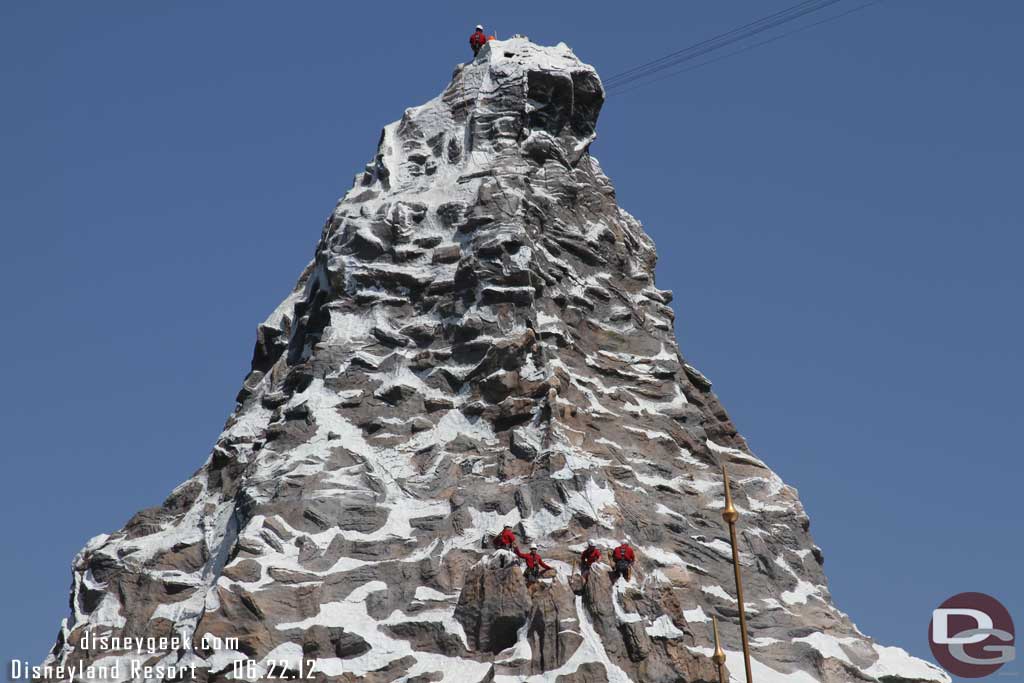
612, 545, 635, 562
515, 548, 552, 570
494, 528, 516, 548
581, 547, 601, 566
469, 30, 487, 51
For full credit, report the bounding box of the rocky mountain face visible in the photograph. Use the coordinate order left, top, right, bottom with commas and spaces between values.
45, 39, 949, 683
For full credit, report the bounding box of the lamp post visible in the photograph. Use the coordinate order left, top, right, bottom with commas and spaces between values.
712, 614, 728, 683
722, 465, 754, 683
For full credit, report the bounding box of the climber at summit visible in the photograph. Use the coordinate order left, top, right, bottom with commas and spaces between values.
515, 544, 553, 584
469, 24, 488, 56
580, 540, 602, 580
610, 540, 636, 582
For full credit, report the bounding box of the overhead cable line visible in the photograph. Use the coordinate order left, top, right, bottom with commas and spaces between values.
604, 0, 839, 86
608, 0, 880, 96
603, 0, 862, 93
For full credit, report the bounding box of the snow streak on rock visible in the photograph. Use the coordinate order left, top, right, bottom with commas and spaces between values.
45, 38, 949, 683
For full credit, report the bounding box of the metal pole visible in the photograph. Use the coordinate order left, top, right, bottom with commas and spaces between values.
712, 614, 728, 683
722, 465, 754, 683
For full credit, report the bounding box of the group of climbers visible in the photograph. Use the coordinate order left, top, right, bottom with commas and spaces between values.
581, 539, 636, 583
494, 527, 637, 587
469, 24, 496, 56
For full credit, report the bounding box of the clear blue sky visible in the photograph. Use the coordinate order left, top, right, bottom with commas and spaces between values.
1, 2, 1020, 680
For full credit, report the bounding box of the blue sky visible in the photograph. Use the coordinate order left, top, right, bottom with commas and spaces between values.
1, 2, 1020, 679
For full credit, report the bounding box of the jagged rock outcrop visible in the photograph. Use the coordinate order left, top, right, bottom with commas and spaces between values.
455, 560, 531, 654
43, 37, 950, 683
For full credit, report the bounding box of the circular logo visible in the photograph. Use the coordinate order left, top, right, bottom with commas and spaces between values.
929, 592, 1015, 678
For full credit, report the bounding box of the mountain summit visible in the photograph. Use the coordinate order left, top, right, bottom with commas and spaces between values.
45, 38, 949, 683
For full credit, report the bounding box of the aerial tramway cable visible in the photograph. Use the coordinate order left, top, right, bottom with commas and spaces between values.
604, 0, 841, 87
603, 0, 844, 89
603, 0, 877, 94
608, 0, 880, 96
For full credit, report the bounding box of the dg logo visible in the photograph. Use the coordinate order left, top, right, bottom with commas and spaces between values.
929, 592, 1015, 678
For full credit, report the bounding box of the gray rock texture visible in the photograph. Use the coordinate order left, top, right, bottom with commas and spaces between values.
44, 38, 949, 683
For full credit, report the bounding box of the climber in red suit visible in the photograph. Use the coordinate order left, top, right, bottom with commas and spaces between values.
516, 544, 553, 584
469, 25, 488, 56
580, 540, 602, 579
492, 525, 517, 567
611, 540, 636, 583
493, 525, 516, 549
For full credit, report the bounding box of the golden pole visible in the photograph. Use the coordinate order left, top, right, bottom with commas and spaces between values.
712, 614, 728, 683
722, 465, 754, 683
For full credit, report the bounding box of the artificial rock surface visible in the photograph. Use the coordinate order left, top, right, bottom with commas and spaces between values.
45, 38, 949, 683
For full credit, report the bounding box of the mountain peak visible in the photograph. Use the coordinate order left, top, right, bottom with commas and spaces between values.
474, 37, 591, 77
340, 37, 604, 204
44, 42, 948, 683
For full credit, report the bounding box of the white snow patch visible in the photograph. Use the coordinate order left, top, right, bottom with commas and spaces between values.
781, 582, 819, 606
862, 643, 951, 682
656, 504, 687, 521
706, 439, 768, 469
611, 582, 642, 625
774, 555, 824, 607
793, 632, 858, 665
683, 605, 710, 623
646, 615, 686, 639
698, 538, 734, 557
413, 586, 454, 602
701, 585, 737, 603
